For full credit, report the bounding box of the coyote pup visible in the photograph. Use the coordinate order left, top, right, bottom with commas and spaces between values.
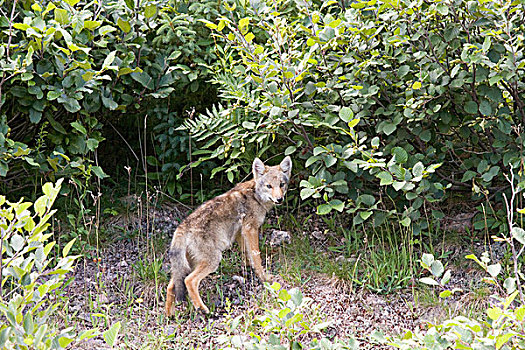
165, 156, 292, 315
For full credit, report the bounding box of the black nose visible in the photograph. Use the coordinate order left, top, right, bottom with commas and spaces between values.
276, 197, 283, 204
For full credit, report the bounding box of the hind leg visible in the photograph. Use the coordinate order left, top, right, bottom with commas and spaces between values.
184, 260, 219, 314
165, 272, 188, 316
165, 248, 190, 317
165, 278, 177, 317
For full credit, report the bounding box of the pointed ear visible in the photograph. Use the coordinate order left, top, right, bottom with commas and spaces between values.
280, 156, 292, 177
252, 158, 266, 179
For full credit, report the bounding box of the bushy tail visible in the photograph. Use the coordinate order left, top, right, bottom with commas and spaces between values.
168, 236, 192, 301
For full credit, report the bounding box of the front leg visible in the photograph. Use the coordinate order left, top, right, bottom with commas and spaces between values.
239, 222, 271, 282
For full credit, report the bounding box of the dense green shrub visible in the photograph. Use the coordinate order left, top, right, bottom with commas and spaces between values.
218, 282, 358, 350
0, 0, 218, 196
381, 252, 525, 349
186, 0, 525, 231
0, 179, 124, 349
382, 180, 525, 349
0, 179, 79, 349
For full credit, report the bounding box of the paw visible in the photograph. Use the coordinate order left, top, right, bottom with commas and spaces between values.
165, 303, 175, 318
197, 305, 210, 314
261, 272, 273, 283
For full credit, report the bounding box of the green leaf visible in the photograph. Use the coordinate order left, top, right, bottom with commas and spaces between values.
58, 336, 74, 348
478, 99, 492, 116
78, 328, 99, 341
412, 162, 424, 178
47, 90, 61, 100
511, 227, 525, 245
496, 333, 514, 350
516, 306, 525, 321
285, 146, 296, 155
461, 170, 476, 182
431, 260, 444, 277
324, 155, 337, 168
464, 101, 478, 114
489, 75, 502, 86
101, 94, 118, 110
420, 129, 431, 142
392, 147, 408, 164
70, 121, 87, 135
64, 0, 80, 6
278, 308, 291, 319
242, 121, 255, 129
239, 18, 249, 35
131, 71, 154, 89
504, 277, 516, 294
92, 166, 108, 179
441, 270, 451, 285
87, 138, 99, 151
29, 109, 42, 123
54, 8, 69, 24
398, 65, 410, 78
400, 216, 411, 227
58, 95, 81, 113
103, 322, 121, 348
84, 20, 101, 30
23, 313, 34, 334
486, 307, 502, 320
11, 234, 25, 251
348, 118, 360, 128
421, 253, 434, 268
0, 327, 13, 349
439, 290, 452, 298
103, 51, 116, 69
419, 277, 439, 286
117, 18, 131, 33
99, 25, 117, 36
329, 199, 345, 212
339, 107, 354, 122
278, 289, 291, 302
34, 195, 47, 216
317, 204, 332, 215
377, 171, 393, 185
144, 5, 157, 18
436, 3, 448, 15
300, 188, 316, 199
482, 36, 491, 52
412, 81, 422, 89
63, 238, 76, 257
358, 194, 375, 206
383, 122, 396, 135
360, 211, 372, 220
486, 263, 501, 278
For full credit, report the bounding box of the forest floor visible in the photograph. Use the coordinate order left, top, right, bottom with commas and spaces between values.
62, 201, 496, 349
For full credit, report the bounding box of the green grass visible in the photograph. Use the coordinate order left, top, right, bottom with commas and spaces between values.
277, 216, 418, 294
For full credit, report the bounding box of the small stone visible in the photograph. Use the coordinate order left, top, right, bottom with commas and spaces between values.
232, 275, 246, 285
311, 230, 325, 240
269, 230, 291, 247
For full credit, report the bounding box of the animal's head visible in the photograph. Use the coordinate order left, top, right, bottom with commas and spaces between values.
253, 156, 292, 205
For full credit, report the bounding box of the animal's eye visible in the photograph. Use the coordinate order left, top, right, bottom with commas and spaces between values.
267, 184, 272, 189
280, 182, 285, 188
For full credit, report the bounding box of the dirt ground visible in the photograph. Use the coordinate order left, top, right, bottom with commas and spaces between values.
63, 203, 490, 349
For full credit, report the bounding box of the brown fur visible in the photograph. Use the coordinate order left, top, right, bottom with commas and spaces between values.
165, 157, 292, 315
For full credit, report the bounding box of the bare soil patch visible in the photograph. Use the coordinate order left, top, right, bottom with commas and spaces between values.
63, 203, 489, 349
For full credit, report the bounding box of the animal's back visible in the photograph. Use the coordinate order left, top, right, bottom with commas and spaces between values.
172, 179, 261, 249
